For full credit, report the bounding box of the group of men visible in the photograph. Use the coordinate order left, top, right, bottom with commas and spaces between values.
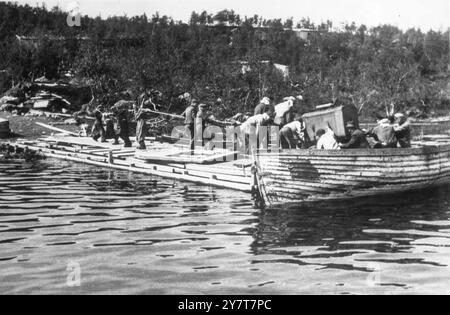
231, 95, 412, 151
75, 89, 412, 153
237, 95, 308, 151
75, 89, 162, 150
314, 113, 411, 150
178, 94, 306, 153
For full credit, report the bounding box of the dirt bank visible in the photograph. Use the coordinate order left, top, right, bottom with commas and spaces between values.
0, 112, 81, 139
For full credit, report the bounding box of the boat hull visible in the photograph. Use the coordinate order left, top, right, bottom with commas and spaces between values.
255, 145, 450, 206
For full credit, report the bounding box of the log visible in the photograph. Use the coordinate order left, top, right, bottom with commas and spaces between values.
35, 122, 79, 136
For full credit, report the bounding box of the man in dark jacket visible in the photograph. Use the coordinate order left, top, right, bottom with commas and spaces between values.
254, 97, 271, 116
91, 105, 106, 142
111, 100, 133, 148
340, 122, 370, 149
394, 113, 411, 148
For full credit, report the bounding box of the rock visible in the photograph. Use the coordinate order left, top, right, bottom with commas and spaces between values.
0, 96, 21, 105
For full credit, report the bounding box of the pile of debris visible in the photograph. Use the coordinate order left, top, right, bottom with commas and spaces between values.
0, 77, 92, 115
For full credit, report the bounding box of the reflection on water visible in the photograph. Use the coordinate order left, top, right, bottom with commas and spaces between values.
1, 159, 450, 294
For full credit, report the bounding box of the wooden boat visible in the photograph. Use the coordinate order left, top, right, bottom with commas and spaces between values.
6, 115, 450, 207
9, 133, 450, 207
254, 144, 450, 206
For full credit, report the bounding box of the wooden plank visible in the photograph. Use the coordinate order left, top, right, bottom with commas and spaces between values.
81, 148, 124, 154
135, 150, 240, 165
113, 152, 136, 158
35, 122, 79, 136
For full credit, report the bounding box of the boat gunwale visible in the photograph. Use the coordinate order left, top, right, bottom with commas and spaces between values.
257, 144, 450, 158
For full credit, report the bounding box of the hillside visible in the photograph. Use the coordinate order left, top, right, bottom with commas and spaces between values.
0, 2, 449, 119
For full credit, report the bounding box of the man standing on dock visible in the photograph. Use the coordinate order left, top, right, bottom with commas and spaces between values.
91, 105, 107, 143
111, 100, 133, 148
196, 103, 209, 148
135, 90, 160, 150
183, 99, 198, 153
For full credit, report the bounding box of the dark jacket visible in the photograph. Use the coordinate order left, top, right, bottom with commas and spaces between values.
184, 106, 196, 125
341, 129, 370, 149
254, 103, 266, 116
395, 123, 411, 148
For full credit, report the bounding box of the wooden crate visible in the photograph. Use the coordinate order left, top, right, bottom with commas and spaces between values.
302, 105, 358, 140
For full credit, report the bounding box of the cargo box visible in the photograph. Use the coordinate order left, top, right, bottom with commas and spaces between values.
302, 105, 359, 140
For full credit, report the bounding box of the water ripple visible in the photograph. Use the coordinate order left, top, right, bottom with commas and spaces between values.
1, 159, 450, 294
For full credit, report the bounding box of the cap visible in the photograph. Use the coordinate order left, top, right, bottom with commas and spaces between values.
261, 97, 271, 106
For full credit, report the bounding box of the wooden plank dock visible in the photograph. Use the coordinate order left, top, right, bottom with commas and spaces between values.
10, 135, 256, 193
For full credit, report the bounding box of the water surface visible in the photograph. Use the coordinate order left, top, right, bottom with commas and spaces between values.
1, 158, 450, 294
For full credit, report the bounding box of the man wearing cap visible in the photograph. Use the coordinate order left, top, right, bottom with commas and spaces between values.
104, 111, 120, 145
340, 121, 370, 149
280, 114, 307, 149
254, 97, 272, 116
196, 103, 211, 147
274, 95, 303, 127
183, 99, 198, 153
111, 100, 133, 148
91, 105, 107, 143
135, 90, 160, 150
394, 113, 411, 148
74, 102, 106, 142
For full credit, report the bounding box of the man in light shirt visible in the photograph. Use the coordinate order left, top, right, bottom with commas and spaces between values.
274, 95, 303, 127
239, 112, 272, 154
316, 127, 340, 150
240, 113, 272, 136
280, 114, 306, 149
